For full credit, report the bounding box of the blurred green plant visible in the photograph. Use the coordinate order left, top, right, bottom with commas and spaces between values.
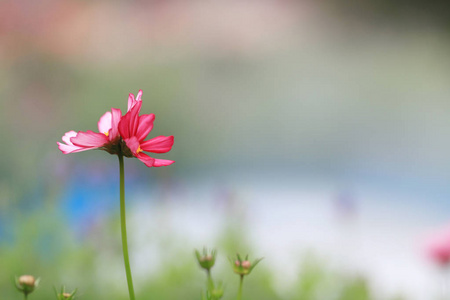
15, 275, 39, 299
201, 281, 225, 300
196, 248, 217, 277
195, 248, 223, 300
229, 254, 263, 300
4, 209, 414, 300
54, 286, 77, 300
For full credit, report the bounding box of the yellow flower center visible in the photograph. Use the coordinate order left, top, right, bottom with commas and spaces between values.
104, 131, 109, 137
136, 146, 143, 154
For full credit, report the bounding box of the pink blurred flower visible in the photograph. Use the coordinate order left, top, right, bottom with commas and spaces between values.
57, 90, 174, 167
425, 224, 450, 266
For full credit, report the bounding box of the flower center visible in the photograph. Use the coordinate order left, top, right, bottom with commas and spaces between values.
104, 131, 109, 137
136, 145, 143, 154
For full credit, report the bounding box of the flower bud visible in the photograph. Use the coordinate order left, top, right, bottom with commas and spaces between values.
55, 286, 77, 300
19, 275, 35, 287
230, 254, 263, 276
204, 255, 213, 261
241, 260, 251, 269
195, 248, 217, 271
211, 287, 224, 299
15, 275, 39, 295
208, 281, 225, 300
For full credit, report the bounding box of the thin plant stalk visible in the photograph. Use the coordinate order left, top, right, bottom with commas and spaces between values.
207, 269, 213, 287
237, 275, 244, 300
24, 294, 27, 300
119, 153, 135, 300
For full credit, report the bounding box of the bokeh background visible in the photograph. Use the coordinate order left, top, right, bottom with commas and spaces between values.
2, 1, 450, 299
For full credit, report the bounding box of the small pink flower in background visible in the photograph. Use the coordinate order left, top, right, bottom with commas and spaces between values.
57, 90, 174, 167
425, 224, 450, 266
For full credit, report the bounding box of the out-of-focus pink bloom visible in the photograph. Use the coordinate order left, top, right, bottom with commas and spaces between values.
57, 90, 174, 168
119, 91, 174, 168
425, 224, 450, 266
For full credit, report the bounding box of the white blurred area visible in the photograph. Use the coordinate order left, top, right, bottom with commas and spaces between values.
118, 172, 449, 300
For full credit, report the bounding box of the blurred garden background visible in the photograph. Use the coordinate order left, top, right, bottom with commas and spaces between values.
2, 0, 450, 299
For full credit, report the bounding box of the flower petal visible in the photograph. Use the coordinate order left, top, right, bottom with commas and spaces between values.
124, 136, 140, 154
136, 152, 155, 167
127, 90, 143, 112
119, 101, 142, 139
135, 114, 155, 141
109, 108, 122, 141
62, 130, 78, 146
57, 142, 95, 154
71, 130, 109, 148
98, 111, 112, 134
127, 93, 135, 112
58, 131, 100, 154
140, 135, 174, 153
153, 159, 175, 167
136, 89, 143, 101
130, 101, 142, 132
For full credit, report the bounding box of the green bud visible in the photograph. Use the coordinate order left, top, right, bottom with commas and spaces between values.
16, 275, 39, 296
195, 248, 217, 271
210, 285, 224, 299
204, 281, 225, 300
230, 254, 263, 276
54, 286, 77, 300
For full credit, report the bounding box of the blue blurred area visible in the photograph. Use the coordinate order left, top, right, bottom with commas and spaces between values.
61, 164, 118, 237
59, 159, 163, 237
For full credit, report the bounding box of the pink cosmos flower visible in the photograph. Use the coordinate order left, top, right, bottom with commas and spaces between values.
57, 90, 174, 167
424, 224, 450, 266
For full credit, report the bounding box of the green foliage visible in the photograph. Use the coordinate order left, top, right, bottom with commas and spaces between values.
291, 255, 375, 300
336, 277, 372, 300
3, 210, 414, 300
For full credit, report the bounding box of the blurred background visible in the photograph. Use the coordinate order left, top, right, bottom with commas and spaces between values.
2, 0, 450, 299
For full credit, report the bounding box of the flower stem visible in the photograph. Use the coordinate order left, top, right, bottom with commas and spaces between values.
119, 153, 135, 300
24, 293, 27, 300
237, 275, 244, 300
207, 269, 212, 286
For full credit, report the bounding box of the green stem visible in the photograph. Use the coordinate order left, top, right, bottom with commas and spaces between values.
119, 154, 135, 300
237, 275, 244, 300
207, 269, 212, 286
206, 269, 215, 295
24, 293, 28, 300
